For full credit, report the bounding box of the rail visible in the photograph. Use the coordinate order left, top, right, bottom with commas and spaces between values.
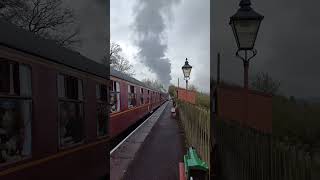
177, 100, 210, 172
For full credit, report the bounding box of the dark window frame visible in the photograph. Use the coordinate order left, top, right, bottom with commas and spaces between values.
96, 82, 109, 137
128, 85, 136, 108
109, 80, 120, 113
57, 73, 85, 149
0, 59, 33, 166
96, 83, 108, 137
147, 90, 150, 103
140, 87, 144, 105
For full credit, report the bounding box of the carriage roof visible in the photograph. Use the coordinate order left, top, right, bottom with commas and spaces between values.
0, 19, 163, 93
0, 19, 108, 79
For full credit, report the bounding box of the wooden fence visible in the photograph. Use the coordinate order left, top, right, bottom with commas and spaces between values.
177, 101, 210, 171
214, 119, 316, 180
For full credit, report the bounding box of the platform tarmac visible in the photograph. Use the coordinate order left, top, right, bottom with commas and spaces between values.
123, 101, 186, 180
110, 101, 186, 180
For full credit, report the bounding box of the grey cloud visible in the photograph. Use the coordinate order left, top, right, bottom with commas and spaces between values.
213, 0, 320, 98
133, 0, 181, 87
171, 0, 210, 93
63, 0, 106, 63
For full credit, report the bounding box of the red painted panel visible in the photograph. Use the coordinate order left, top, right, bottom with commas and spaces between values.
85, 79, 99, 141
1, 143, 107, 179
120, 81, 128, 111
177, 88, 196, 104
216, 86, 272, 133
31, 63, 59, 158
110, 105, 149, 137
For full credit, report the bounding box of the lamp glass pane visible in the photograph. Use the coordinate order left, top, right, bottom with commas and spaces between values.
183, 68, 191, 78
234, 19, 260, 49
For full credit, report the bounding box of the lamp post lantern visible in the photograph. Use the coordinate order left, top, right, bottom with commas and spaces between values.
229, 0, 264, 89
182, 58, 192, 93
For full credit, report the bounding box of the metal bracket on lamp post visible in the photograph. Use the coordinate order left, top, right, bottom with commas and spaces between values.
184, 77, 190, 90
236, 49, 257, 89
184, 77, 189, 102
236, 49, 257, 63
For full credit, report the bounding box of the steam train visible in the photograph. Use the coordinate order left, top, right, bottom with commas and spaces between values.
0, 20, 167, 179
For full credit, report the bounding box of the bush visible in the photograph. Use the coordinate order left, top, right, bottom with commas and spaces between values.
196, 92, 210, 110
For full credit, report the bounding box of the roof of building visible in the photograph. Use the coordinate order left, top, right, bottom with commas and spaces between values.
0, 19, 108, 79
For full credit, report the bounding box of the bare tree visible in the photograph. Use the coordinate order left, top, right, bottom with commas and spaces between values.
110, 42, 122, 64
168, 85, 177, 97
0, 0, 26, 21
112, 56, 135, 76
0, 0, 81, 49
107, 42, 135, 76
188, 85, 197, 91
251, 72, 281, 94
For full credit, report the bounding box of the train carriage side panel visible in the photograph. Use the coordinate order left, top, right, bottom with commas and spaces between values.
85, 78, 100, 142
32, 62, 58, 158
0, 46, 107, 179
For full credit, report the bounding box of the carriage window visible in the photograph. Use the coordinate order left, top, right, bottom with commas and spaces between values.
0, 61, 26, 96
97, 84, 108, 102
147, 90, 150, 103
0, 61, 32, 164
151, 91, 153, 103
97, 101, 107, 137
0, 61, 10, 94
57, 74, 84, 148
96, 83, 108, 136
58, 74, 83, 100
109, 81, 120, 113
140, 88, 144, 105
128, 85, 136, 108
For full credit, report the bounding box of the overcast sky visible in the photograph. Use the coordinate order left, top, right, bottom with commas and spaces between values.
111, 0, 210, 93
58, 0, 320, 98
212, 0, 320, 98
63, 0, 106, 62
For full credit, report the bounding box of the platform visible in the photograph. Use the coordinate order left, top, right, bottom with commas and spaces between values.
122, 101, 186, 180
111, 101, 186, 180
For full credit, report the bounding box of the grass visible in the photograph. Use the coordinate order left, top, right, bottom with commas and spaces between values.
195, 92, 210, 110
272, 97, 320, 180
273, 95, 320, 147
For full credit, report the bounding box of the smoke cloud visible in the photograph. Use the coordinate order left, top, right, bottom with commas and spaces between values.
133, 0, 180, 87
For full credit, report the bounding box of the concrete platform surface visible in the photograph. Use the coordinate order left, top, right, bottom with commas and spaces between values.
123, 101, 186, 180
110, 102, 169, 180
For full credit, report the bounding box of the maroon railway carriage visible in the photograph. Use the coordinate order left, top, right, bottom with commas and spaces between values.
109, 68, 168, 138
0, 20, 107, 179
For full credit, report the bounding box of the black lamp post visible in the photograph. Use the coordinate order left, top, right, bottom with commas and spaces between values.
182, 58, 192, 92
229, 0, 264, 89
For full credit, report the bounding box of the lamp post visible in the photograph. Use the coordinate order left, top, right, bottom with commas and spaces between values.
182, 58, 192, 99
229, 0, 264, 89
